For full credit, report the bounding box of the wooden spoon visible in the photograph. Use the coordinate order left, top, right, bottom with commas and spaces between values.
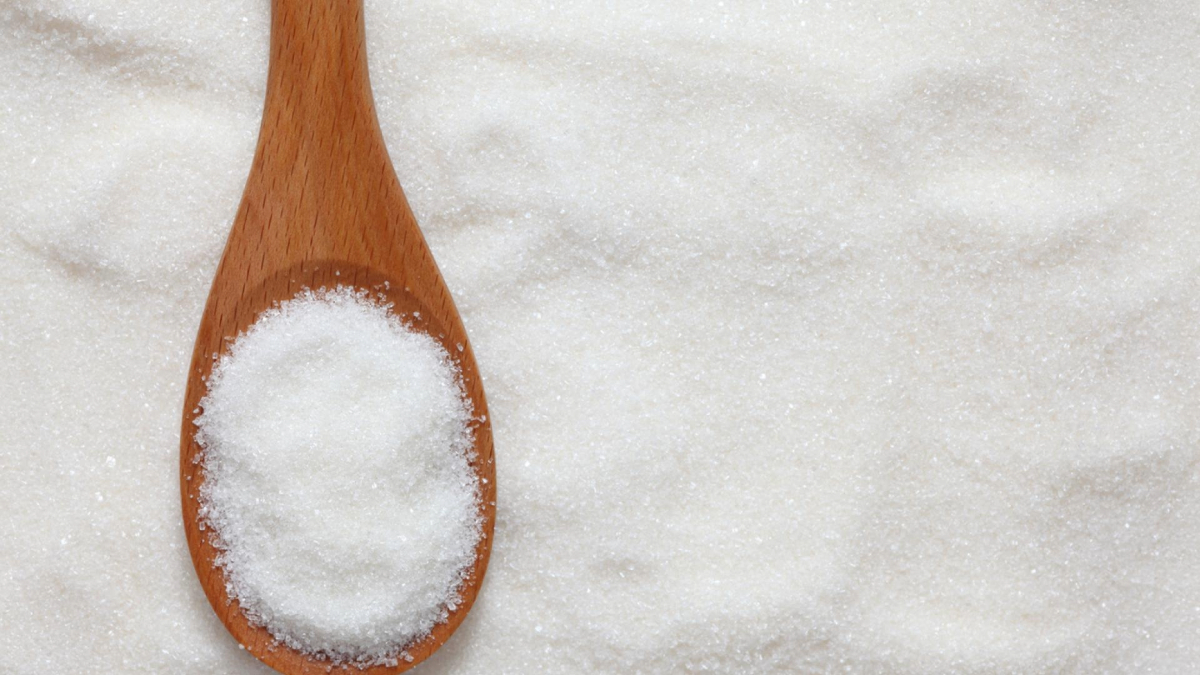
178, 1, 495, 673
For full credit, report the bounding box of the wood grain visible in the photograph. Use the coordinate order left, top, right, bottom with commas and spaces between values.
178, 1, 495, 673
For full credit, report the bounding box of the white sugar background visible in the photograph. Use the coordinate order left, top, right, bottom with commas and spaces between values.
2, 1, 1200, 673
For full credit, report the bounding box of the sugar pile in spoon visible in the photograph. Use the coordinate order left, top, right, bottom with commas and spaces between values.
194, 286, 480, 667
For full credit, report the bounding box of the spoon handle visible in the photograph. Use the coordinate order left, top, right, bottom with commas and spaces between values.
222, 0, 418, 293
262, 0, 379, 162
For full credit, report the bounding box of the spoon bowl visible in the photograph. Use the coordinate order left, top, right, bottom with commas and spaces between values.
178, 2, 495, 673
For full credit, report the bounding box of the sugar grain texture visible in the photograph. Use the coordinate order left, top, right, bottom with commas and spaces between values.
3, 1, 1200, 674
195, 288, 479, 667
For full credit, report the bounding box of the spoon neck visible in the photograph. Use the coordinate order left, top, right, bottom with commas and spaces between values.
261, 0, 384, 157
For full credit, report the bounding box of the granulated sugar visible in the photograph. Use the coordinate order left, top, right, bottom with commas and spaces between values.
194, 288, 479, 666
3, 1, 1200, 674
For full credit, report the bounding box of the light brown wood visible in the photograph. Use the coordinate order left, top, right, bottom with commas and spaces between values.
178, 1, 495, 673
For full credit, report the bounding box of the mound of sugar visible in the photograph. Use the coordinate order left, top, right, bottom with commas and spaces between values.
194, 287, 480, 666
